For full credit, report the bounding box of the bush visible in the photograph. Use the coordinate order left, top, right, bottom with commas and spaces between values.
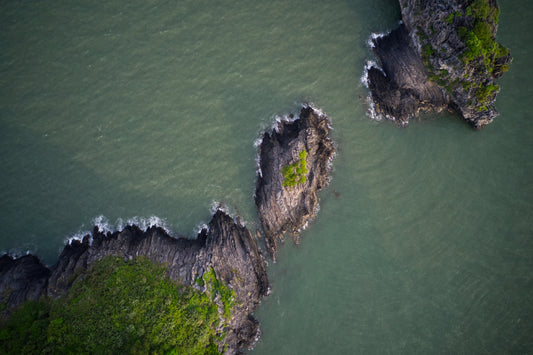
282, 150, 308, 188
445, 13, 454, 24
458, 0, 509, 74
475, 84, 499, 102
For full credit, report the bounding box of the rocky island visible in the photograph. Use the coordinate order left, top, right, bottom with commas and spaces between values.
366, 0, 511, 128
0, 209, 268, 354
255, 106, 335, 260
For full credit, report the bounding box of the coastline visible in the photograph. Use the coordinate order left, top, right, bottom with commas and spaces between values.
0, 104, 335, 354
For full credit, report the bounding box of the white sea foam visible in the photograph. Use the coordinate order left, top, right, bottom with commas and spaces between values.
306, 102, 327, 120
2, 249, 33, 259
361, 59, 388, 122
64, 215, 174, 246
326, 150, 337, 176
210, 200, 246, 227
297, 220, 310, 233
361, 60, 385, 88
253, 136, 263, 148
93, 215, 114, 234
125, 216, 171, 234
210, 200, 229, 215
194, 222, 210, 235
255, 158, 263, 178
365, 94, 381, 121
65, 230, 92, 246
90, 215, 172, 236
367, 30, 391, 48
254, 137, 263, 178
115, 218, 125, 231
272, 112, 298, 133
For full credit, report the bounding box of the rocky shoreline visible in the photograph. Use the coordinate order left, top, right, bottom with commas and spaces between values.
0, 105, 334, 354
1, 210, 268, 354
366, 0, 511, 128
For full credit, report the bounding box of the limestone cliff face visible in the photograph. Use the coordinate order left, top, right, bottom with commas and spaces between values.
0, 210, 268, 354
367, 0, 511, 128
254, 106, 335, 260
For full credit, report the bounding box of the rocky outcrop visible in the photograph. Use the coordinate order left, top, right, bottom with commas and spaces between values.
367, 24, 449, 124
255, 106, 335, 260
0, 210, 269, 354
366, 0, 511, 129
0, 254, 50, 313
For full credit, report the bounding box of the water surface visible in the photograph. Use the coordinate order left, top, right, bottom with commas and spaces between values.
0, 0, 531, 352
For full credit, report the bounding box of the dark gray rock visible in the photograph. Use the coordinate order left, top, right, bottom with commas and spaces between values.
1, 210, 268, 354
366, 0, 511, 129
367, 24, 448, 124
255, 106, 335, 260
0, 254, 50, 317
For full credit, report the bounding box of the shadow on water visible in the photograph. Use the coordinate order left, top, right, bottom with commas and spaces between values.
345, 0, 401, 30
0, 118, 194, 264
0, 73, 316, 265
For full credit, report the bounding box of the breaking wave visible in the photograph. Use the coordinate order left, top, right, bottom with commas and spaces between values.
366, 30, 391, 48
65, 215, 173, 246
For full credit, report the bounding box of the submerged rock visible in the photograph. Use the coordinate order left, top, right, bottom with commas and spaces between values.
0, 210, 269, 354
255, 106, 335, 260
366, 0, 511, 129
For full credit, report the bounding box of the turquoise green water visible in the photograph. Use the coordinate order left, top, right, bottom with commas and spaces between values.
1, 0, 531, 353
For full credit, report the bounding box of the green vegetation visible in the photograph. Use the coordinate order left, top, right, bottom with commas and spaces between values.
201, 268, 235, 320
417, 0, 510, 110
445, 13, 454, 24
458, 0, 508, 75
466, 0, 500, 23
282, 150, 308, 188
0, 257, 236, 354
474, 83, 499, 102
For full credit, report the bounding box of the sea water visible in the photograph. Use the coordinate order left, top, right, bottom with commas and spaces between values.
0, 0, 531, 352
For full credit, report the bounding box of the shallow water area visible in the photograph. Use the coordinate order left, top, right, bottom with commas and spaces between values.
1, 0, 532, 353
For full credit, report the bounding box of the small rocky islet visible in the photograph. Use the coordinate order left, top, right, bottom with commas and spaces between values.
366, 0, 511, 129
255, 105, 335, 261
0, 0, 512, 353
